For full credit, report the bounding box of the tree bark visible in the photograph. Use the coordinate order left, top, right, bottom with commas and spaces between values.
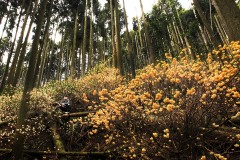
212, 0, 240, 41
57, 27, 66, 81
114, 0, 124, 76
174, 4, 195, 59
7, 0, 32, 86
139, 0, 155, 64
12, 0, 48, 159
71, 4, 79, 79
12, 0, 39, 87
34, 0, 53, 87
37, 40, 49, 87
192, 0, 220, 48
51, 124, 65, 152
88, 0, 94, 71
110, 0, 117, 68
0, 2, 24, 92
123, 0, 136, 78
82, 0, 88, 76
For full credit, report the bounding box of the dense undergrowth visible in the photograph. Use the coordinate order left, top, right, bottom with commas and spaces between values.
0, 41, 239, 159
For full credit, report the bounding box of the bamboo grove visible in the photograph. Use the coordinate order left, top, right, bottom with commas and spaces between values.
0, 0, 239, 159
0, 0, 240, 89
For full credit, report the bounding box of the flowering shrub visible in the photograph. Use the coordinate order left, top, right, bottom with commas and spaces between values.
80, 41, 240, 159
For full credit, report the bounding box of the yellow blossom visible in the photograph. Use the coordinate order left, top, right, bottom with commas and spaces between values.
201, 94, 206, 99
93, 90, 98, 95
152, 103, 160, 109
211, 94, 217, 99
174, 91, 180, 98
166, 104, 173, 112
234, 144, 239, 147
200, 156, 206, 160
164, 129, 169, 133
153, 132, 158, 138
142, 148, 146, 153
155, 93, 163, 100
187, 88, 195, 95
163, 133, 169, 138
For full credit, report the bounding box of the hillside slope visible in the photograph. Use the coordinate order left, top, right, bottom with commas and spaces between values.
0, 42, 239, 159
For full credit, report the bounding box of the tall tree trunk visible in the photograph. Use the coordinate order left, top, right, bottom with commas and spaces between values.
139, 0, 155, 64
78, 41, 82, 77
57, 28, 66, 81
66, 43, 72, 78
192, 7, 211, 51
0, 2, 24, 92
212, 0, 240, 41
12, 0, 39, 87
46, 28, 57, 82
88, 0, 94, 71
214, 15, 228, 45
172, 19, 184, 49
82, 0, 88, 76
110, 0, 117, 68
192, 0, 220, 48
37, 39, 49, 87
34, 0, 53, 87
7, 0, 32, 86
114, 0, 124, 76
98, 36, 103, 63
71, 4, 79, 79
123, 0, 136, 78
12, 0, 48, 158
173, 4, 195, 59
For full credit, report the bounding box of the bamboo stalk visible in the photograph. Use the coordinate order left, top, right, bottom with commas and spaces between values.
0, 149, 108, 157
51, 124, 65, 152
61, 111, 96, 118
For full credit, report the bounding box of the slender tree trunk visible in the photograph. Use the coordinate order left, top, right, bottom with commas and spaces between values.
88, 0, 94, 71
78, 41, 82, 77
7, 0, 32, 86
136, 19, 144, 50
34, 0, 53, 87
0, 3, 24, 92
214, 15, 228, 45
174, 4, 195, 59
192, 0, 220, 48
98, 38, 103, 63
82, 0, 88, 76
139, 0, 155, 64
57, 29, 66, 81
46, 28, 57, 82
37, 39, 49, 87
114, 0, 124, 76
12, 0, 48, 159
12, 0, 39, 87
172, 20, 184, 49
110, 0, 117, 68
212, 0, 240, 41
71, 4, 79, 79
167, 24, 179, 55
123, 0, 135, 78
66, 43, 72, 78
192, 8, 211, 51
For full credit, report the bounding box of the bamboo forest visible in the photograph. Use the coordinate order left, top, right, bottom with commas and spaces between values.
0, 0, 240, 159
